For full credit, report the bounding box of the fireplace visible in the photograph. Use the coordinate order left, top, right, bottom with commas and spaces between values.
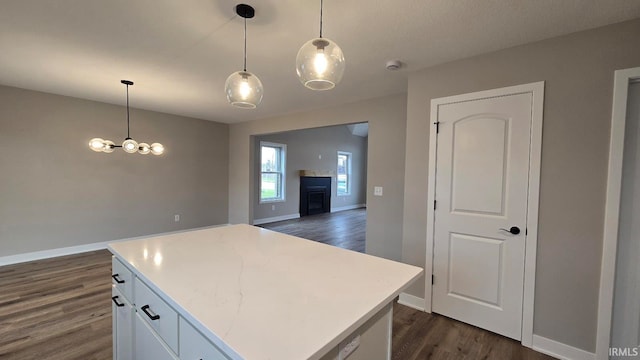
300, 176, 331, 216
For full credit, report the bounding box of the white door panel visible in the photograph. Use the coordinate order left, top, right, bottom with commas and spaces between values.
432, 92, 532, 340
451, 115, 508, 215
448, 233, 504, 307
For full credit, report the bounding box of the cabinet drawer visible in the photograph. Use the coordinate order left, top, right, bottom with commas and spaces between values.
112, 257, 134, 302
135, 278, 179, 353
135, 313, 178, 360
179, 317, 230, 360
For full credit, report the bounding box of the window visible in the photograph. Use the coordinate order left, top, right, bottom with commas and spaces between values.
337, 151, 351, 196
260, 142, 286, 202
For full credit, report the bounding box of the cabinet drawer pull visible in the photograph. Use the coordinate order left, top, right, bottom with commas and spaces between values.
112, 274, 125, 284
141, 305, 160, 320
111, 296, 125, 307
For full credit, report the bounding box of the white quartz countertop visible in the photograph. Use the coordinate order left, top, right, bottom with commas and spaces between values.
108, 224, 422, 360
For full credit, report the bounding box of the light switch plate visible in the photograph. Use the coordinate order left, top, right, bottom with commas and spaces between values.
374, 186, 383, 196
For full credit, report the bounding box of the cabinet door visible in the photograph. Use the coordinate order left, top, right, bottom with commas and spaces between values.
134, 313, 178, 360
112, 287, 133, 360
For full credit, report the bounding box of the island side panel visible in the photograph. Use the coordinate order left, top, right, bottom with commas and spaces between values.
318, 303, 393, 360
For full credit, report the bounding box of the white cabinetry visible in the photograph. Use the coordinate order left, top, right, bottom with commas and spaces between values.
134, 313, 178, 360
179, 317, 229, 360
111, 287, 134, 360
112, 257, 230, 360
112, 257, 133, 298
135, 278, 179, 353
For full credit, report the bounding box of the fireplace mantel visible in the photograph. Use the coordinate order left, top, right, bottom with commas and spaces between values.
299, 170, 335, 177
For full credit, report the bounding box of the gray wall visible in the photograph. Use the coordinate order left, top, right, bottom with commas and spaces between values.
0, 85, 229, 256
253, 125, 367, 221
229, 94, 407, 261
402, 19, 640, 352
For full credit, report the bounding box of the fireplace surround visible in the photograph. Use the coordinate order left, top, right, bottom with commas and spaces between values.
299, 176, 331, 216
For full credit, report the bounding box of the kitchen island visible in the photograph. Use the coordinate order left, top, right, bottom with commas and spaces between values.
108, 224, 422, 360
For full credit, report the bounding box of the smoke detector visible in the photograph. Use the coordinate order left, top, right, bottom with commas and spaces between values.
385, 60, 403, 70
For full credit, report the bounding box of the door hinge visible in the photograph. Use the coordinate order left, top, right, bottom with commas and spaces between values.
433, 200, 437, 210
431, 274, 435, 285
434, 121, 440, 134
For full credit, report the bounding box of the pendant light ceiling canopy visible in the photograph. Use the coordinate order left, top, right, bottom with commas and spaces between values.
296, 0, 345, 91
89, 80, 164, 155
225, 4, 263, 109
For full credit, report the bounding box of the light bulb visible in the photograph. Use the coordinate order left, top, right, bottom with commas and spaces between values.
314, 51, 328, 75
296, 37, 345, 91
103, 140, 115, 153
138, 142, 150, 155
239, 77, 252, 100
122, 138, 138, 154
89, 138, 105, 152
225, 70, 263, 108
150, 143, 164, 155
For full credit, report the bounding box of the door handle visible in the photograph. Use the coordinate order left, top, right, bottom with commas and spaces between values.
499, 226, 521, 235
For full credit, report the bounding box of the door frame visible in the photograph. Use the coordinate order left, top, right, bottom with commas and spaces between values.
596, 66, 640, 360
424, 82, 545, 347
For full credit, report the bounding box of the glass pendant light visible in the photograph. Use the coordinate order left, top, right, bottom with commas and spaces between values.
225, 4, 263, 109
296, 0, 345, 91
88, 80, 164, 155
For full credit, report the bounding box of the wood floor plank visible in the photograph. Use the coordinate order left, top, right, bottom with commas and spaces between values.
0, 250, 112, 360
259, 208, 366, 253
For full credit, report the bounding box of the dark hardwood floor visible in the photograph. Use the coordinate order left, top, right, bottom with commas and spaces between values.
392, 304, 554, 360
0, 250, 112, 360
259, 207, 367, 253
0, 235, 555, 359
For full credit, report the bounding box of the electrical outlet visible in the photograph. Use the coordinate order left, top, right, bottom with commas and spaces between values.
374, 186, 383, 196
339, 335, 360, 360
174, 214, 180, 222
271, 204, 275, 211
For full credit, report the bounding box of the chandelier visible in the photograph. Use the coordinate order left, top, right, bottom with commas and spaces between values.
89, 80, 164, 155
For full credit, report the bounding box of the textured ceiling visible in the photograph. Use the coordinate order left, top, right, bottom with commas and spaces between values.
1, 1, 639, 124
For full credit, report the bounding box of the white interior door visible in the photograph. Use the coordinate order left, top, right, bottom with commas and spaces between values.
431, 92, 533, 340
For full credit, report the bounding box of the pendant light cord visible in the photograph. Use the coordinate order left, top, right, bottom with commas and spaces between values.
243, 16, 247, 71
319, 0, 323, 38
126, 83, 131, 139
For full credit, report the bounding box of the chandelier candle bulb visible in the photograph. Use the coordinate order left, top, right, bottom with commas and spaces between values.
89, 138, 105, 152
150, 143, 165, 156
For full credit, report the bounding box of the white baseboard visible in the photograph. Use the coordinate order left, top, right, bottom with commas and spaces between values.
0, 241, 112, 267
397, 293, 426, 312
532, 335, 596, 360
0, 224, 230, 267
253, 213, 300, 225
331, 204, 366, 213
